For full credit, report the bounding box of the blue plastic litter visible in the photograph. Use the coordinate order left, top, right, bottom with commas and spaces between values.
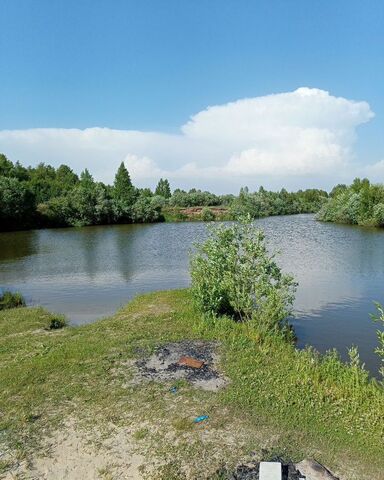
194, 415, 209, 423
170, 386, 178, 394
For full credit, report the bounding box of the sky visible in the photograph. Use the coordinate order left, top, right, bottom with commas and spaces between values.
0, 0, 383, 193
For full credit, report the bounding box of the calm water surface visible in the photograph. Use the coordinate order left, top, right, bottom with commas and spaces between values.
1, 214, 383, 373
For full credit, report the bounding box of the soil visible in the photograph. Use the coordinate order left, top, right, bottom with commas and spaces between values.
3, 420, 145, 480
133, 340, 228, 391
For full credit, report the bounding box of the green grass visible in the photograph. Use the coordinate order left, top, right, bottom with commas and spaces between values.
1, 290, 383, 479
0, 290, 25, 310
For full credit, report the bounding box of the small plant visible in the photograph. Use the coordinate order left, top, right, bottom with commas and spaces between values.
201, 207, 215, 221
371, 302, 384, 378
0, 290, 25, 310
190, 217, 296, 330
348, 345, 365, 370
48, 314, 67, 330
133, 427, 149, 440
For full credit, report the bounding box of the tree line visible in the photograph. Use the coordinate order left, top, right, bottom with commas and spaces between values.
1, 153, 330, 231
317, 178, 384, 227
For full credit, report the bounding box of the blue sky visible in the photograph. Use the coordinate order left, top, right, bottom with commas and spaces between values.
1, 0, 383, 192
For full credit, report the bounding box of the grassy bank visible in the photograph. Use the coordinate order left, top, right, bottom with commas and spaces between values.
1, 290, 383, 479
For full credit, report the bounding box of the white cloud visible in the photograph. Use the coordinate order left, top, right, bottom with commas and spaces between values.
362, 159, 384, 182
0, 87, 378, 192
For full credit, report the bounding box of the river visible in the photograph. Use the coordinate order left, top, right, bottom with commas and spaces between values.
0, 214, 383, 374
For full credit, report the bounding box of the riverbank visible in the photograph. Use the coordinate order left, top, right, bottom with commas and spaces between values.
1, 289, 383, 479
161, 206, 231, 222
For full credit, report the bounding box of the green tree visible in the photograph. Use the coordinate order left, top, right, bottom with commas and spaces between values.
69, 169, 98, 226
131, 196, 161, 223
37, 196, 71, 227
112, 162, 136, 221
55, 164, 79, 193
155, 178, 171, 198
0, 154, 14, 177
27, 163, 57, 203
0, 177, 36, 230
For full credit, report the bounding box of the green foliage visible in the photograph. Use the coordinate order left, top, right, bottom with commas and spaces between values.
201, 207, 215, 221
150, 194, 167, 210
155, 178, 171, 198
28, 163, 58, 203
0, 154, 15, 177
48, 314, 67, 330
131, 195, 161, 223
112, 162, 136, 221
169, 189, 221, 207
0, 176, 35, 231
0, 291, 25, 310
190, 219, 296, 329
230, 186, 328, 219
5, 154, 383, 233
371, 303, 384, 379
372, 203, 384, 226
318, 178, 384, 227
68, 170, 99, 226
37, 196, 73, 227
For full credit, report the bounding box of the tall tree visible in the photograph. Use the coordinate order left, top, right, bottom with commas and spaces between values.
155, 178, 171, 198
0, 154, 14, 177
69, 169, 98, 226
0, 177, 35, 231
55, 164, 79, 192
113, 163, 136, 202
112, 162, 137, 222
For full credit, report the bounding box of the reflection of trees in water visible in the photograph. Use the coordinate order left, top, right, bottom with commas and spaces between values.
75, 224, 147, 282
115, 224, 148, 282
0, 230, 38, 261
77, 226, 103, 281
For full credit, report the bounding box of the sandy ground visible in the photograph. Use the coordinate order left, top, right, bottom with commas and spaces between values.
4, 421, 146, 480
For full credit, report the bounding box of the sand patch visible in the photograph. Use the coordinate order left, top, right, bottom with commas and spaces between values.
3, 421, 145, 480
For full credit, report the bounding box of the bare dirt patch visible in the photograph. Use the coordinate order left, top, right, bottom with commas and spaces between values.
132, 340, 228, 392
3, 420, 146, 480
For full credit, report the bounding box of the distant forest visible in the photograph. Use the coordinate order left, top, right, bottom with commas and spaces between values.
0, 152, 382, 231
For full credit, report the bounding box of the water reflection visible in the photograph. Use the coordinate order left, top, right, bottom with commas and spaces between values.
0, 215, 383, 374
0, 230, 38, 261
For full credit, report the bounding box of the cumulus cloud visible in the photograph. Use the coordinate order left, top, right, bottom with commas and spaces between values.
362, 159, 384, 181
0, 87, 377, 191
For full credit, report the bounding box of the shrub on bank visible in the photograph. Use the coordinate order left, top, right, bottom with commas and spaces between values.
201, 207, 216, 221
0, 290, 25, 310
190, 218, 296, 330
48, 314, 67, 330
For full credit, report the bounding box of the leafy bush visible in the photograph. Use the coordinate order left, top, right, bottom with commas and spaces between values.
0, 290, 25, 310
48, 314, 67, 330
131, 196, 161, 223
373, 203, 384, 227
190, 219, 296, 330
201, 207, 215, 221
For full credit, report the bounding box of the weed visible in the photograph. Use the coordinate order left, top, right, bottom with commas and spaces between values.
48, 314, 67, 329
0, 290, 25, 310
